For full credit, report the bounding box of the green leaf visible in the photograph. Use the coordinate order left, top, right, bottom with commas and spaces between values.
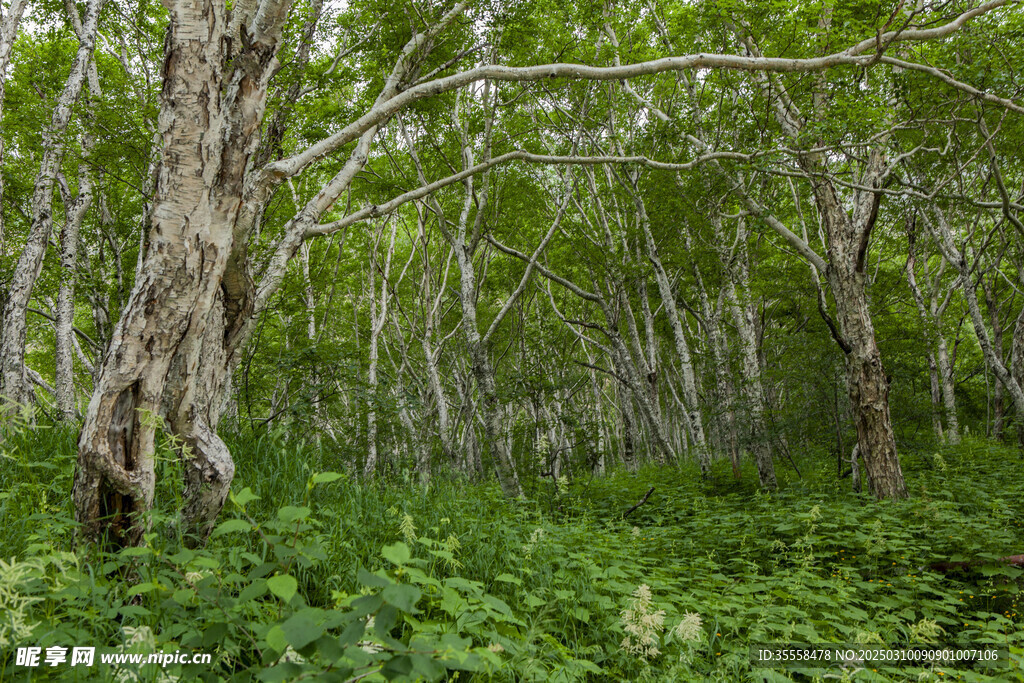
375, 604, 398, 636
281, 610, 325, 649
524, 593, 546, 607
381, 542, 411, 566
212, 518, 252, 536
127, 582, 159, 596
338, 619, 366, 647
267, 574, 298, 603
232, 487, 260, 507
265, 625, 288, 653
494, 573, 522, 585
311, 472, 343, 484
258, 662, 303, 682
381, 654, 413, 679
381, 583, 421, 613
407, 653, 446, 681
240, 579, 268, 602
278, 506, 312, 523
357, 567, 392, 588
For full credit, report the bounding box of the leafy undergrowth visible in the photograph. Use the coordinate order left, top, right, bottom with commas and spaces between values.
1, 427, 1023, 681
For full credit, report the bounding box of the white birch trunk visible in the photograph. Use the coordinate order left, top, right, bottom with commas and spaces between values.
0, 0, 28, 257
73, 0, 294, 546
364, 221, 397, 477
55, 159, 94, 420
637, 204, 709, 471
1, 0, 104, 409
723, 220, 777, 489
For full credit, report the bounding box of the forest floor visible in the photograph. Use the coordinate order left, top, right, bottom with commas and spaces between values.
1, 426, 1023, 681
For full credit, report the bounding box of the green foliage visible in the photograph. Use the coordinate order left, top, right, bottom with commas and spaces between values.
2, 424, 1024, 681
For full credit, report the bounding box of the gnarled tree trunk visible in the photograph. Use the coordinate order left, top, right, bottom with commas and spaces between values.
73, 0, 292, 546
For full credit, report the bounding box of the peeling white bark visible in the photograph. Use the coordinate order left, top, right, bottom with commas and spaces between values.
73, 0, 294, 546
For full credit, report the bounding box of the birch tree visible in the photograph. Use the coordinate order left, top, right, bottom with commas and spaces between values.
51, 0, 1016, 544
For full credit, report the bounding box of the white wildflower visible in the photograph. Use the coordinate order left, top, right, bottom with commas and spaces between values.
282, 646, 306, 664
522, 527, 545, 558
556, 475, 569, 496
184, 571, 206, 586
910, 618, 944, 644
123, 625, 156, 649
673, 612, 703, 642
399, 513, 417, 544
0, 557, 43, 648
620, 584, 665, 660
442, 534, 463, 570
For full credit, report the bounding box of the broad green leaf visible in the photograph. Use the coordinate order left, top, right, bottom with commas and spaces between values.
267, 574, 298, 603
212, 518, 251, 536
281, 610, 324, 649
381, 542, 411, 566
381, 583, 421, 613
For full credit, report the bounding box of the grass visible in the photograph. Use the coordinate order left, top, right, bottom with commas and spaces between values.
0, 421, 1023, 681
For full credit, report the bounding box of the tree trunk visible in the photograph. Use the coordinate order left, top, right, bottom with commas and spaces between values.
935, 333, 960, 443
825, 240, 905, 499
164, 296, 235, 547
926, 353, 944, 441
1, 0, 104, 409
73, 0, 293, 546
457, 248, 523, 497
1012, 310, 1024, 450
0, 0, 29, 258
640, 215, 709, 472
55, 164, 94, 420
724, 231, 777, 490
364, 221, 398, 477
925, 208, 1024, 448
905, 226, 959, 443
982, 278, 1005, 442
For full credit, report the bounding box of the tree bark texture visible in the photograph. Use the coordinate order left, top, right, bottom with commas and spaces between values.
73, 0, 292, 546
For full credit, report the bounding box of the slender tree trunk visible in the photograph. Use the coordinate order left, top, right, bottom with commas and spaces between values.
0, 0, 29, 258
905, 226, 959, 443
1012, 310, 1024, 450
54, 34, 101, 419
983, 279, 1005, 441
935, 333, 960, 443
364, 221, 397, 477
457, 251, 523, 497
421, 245, 455, 459
926, 208, 1024, 448
926, 353, 945, 441
639, 212, 709, 472
55, 164, 94, 420
1, 0, 104, 409
723, 226, 777, 489
616, 382, 639, 471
